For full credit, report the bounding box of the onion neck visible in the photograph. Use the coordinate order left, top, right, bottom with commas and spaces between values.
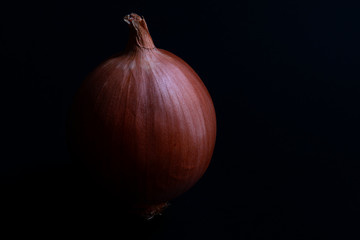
124, 13, 156, 51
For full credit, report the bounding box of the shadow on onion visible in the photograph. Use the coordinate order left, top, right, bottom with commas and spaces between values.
2, 163, 170, 237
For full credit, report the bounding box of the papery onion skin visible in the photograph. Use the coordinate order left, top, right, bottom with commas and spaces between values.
67, 13, 216, 217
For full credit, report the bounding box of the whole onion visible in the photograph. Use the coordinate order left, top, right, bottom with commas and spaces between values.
67, 13, 216, 218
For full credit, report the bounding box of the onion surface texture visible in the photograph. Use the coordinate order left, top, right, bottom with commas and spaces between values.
67, 13, 217, 218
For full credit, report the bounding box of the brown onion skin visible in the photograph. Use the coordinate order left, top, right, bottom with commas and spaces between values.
67, 13, 216, 215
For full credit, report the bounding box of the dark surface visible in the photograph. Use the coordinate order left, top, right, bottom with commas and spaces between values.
2, 0, 360, 238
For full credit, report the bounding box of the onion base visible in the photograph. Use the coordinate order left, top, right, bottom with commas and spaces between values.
132, 202, 169, 220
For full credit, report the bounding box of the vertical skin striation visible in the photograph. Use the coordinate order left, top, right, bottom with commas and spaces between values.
67, 13, 216, 216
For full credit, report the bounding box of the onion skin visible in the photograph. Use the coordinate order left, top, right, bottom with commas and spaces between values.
67, 13, 216, 217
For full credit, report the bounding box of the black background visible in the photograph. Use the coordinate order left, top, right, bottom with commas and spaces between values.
2, 0, 360, 238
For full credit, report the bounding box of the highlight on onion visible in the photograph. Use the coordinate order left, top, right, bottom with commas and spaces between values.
67, 13, 216, 219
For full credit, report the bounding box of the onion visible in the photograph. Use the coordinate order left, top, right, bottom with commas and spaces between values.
67, 13, 216, 218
